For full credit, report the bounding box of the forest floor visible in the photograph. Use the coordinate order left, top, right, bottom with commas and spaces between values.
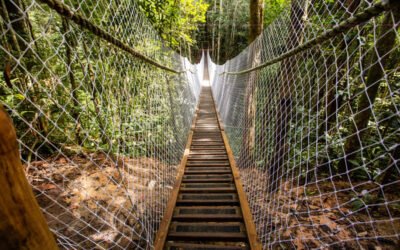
25, 152, 177, 249
241, 168, 400, 250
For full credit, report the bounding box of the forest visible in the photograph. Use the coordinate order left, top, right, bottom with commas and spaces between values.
0, 0, 399, 249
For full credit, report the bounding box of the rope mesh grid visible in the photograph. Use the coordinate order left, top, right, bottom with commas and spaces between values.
0, 0, 202, 249
210, 0, 400, 249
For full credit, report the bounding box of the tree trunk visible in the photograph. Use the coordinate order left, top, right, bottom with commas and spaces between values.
216, 0, 223, 64
1, 0, 49, 139
81, 39, 109, 147
0, 106, 58, 250
269, 0, 308, 189
249, 0, 264, 44
338, 3, 400, 173
237, 0, 264, 168
62, 18, 82, 145
319, 0, 361, 135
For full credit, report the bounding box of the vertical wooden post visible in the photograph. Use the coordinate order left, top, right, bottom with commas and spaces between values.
0, 106, 58, 249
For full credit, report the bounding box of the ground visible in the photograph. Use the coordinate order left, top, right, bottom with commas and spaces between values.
25, 152, 177, 249
241, 168, 400, 249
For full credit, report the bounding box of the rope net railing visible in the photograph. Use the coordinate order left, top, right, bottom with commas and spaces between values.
210, 0, 400, 249
0, 0, 202, 249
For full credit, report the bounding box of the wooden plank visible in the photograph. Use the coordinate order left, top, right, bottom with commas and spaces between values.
184, 170, 232, 174
186, 162, 230, 167
176, 200, 239, 206
182, 178, 233, 183
173, 206, 242, 221
153, 106, 198, 250
165, 242, 248, 249
189, 152, 228, 155
179, 187, 236, 193
167, 232, 247, 241
172, 214, 242, 222
188, 155, 228, 159
0, 106, 59, 250
168, 222, 247, 240
211, 97, 262, 250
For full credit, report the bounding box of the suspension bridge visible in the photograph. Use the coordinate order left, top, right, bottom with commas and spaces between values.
1, 0, 400, 249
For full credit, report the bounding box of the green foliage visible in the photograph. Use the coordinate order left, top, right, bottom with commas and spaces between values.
264, 0, 290, 26
0, 0, 199, 163
137, 0, 209, 49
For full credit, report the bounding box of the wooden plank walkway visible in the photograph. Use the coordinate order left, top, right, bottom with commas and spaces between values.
155, 87, 261, 250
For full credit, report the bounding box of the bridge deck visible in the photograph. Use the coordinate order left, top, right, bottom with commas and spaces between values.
155, 86, 260, 250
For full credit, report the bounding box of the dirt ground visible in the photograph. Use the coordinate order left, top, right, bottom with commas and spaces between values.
25, 152, 178, 249
241, 168, 400, 249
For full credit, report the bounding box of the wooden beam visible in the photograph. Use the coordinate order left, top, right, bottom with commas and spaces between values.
0, 105, 58, 249
153, 106, 199, 250
210, 93, 262, 250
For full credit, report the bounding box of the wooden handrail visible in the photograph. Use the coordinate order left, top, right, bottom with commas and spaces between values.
0, 105, 58, 249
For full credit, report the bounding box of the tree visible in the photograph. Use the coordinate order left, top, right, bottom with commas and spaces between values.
269, 0, 309, 189
237, 0, 265, 169
0, 0, 49, 154
338, 3, 400, 173
62, 18, 82, 145
319, 0, 361, 135
249, 0, 264, 43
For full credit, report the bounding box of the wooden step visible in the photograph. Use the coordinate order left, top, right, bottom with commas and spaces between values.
187, 158, 229, 161
193, 140, 223, 144
193, 135, 220, 137
182, 174, 233, 183
186, 162, 230, 167
191, 142, 224, 146
165, 242, 249, 250
173, 206, 242, 222
180, 184, 236, 193
188, 155, 228, 160
192, 139, 223, 143
185, 166, 231, 171
192, 138, 223, 141
185, 169, 232, 175
190, 146, 226, 150
189, 151, 227, 155
177, 193, 239, 205
167, 222, 247, 241
181, 183, 235, 188
193, 132, 221, 136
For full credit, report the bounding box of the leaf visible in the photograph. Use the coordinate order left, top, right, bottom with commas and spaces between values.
14, 94, 25, 100
351, 198, 364, 210
348, 159, 361, 167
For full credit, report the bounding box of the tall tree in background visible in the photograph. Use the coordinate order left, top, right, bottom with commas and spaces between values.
249, 0, 264, 43
0, 0, 49, 151
269, 0, 309, 189
238, 0, 264, 168
62, 18, 82, 145
319, 0, 361, 135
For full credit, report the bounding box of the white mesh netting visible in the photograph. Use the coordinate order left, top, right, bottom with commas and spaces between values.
210, 0, 400, 249
0, 0, 203, 248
